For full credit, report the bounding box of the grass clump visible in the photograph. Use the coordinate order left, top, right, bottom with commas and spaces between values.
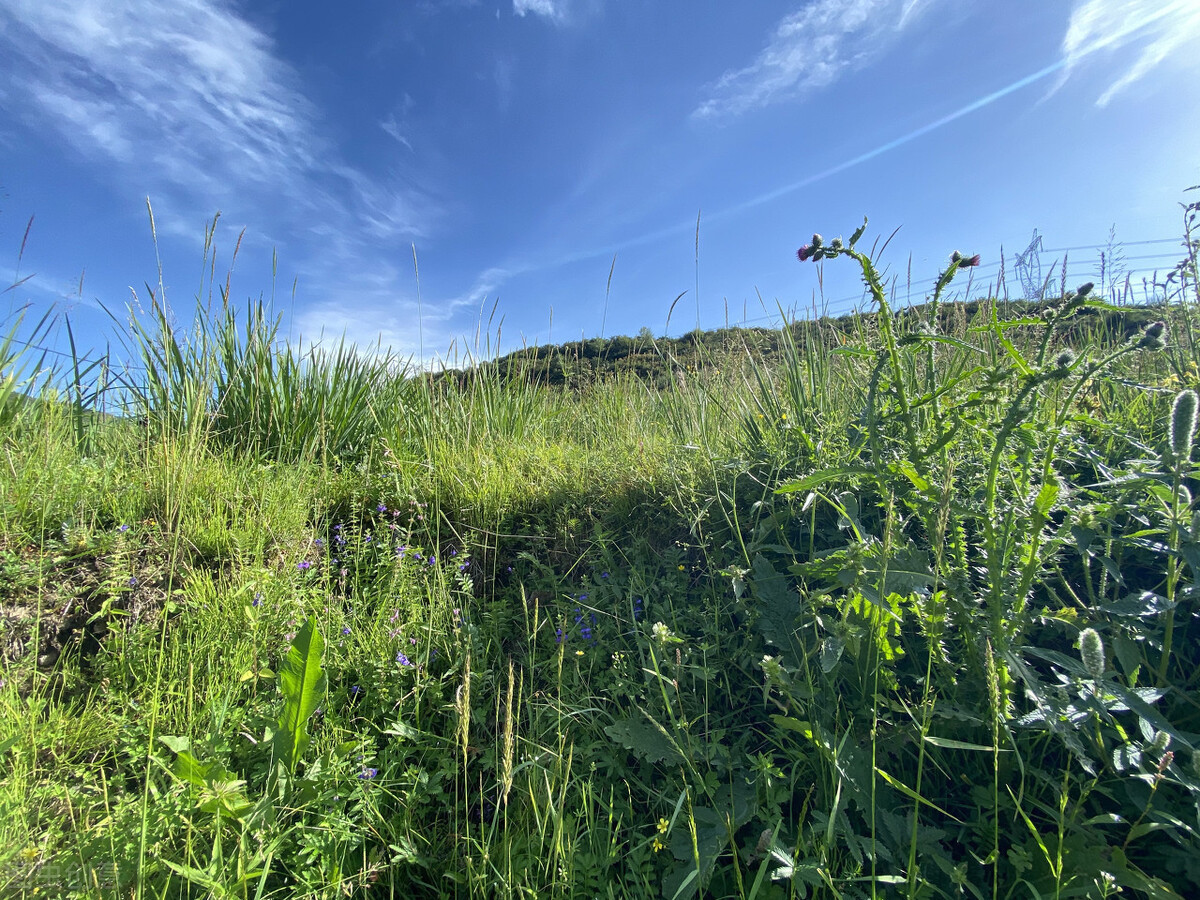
2, 197, 1200, 898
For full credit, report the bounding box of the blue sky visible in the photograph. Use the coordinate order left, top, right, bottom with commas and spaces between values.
2, 0, 1199, 369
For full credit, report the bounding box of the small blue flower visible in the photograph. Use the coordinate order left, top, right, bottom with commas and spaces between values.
298, 560, 312, 571
396, 652, 412, 667
555, 628, 565, 644
579, 594, 588, 602
350, 685, 362, 696
428, 555, 436, 565
601, 572, 609, 579
342, 626, 351, 636
127, 576, 138, 587
117, 524, 129, 532
580, 626, 592, 641
359, 767, 378, 780
314, 538, 324, 548
252, 594, 263, 608
377, 503, 387, 513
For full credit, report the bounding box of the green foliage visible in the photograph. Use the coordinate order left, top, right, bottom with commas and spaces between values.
4, 205, 1200, 899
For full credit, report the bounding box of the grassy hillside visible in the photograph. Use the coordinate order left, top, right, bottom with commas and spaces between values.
2, 212, 1200, 899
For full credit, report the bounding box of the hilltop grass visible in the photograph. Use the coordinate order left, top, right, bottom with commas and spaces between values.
2, 203, 1200, 899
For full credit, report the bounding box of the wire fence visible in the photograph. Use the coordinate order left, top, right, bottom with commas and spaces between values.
3, 236, 1195, 372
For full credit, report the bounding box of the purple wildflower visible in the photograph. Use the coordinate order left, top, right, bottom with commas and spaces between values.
342, 626, 351, 636
396, 652, 412, 667
377, 503, 387, 513
350, 685, 362, 696
359, 767, 378, 780
117, 524, 129, 532
298, 560, 312, 571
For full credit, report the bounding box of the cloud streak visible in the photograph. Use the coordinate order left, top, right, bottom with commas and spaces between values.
693, 0, 937, 121
0, 0, 455, 356
1061, 0, 1200, 106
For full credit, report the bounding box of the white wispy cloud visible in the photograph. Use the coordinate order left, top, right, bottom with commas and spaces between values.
513, 0, 561, 19
1060, 0, 1200, 106
512, 0, 600, 24
693, 0, 938, 121
0, 0, 453, 356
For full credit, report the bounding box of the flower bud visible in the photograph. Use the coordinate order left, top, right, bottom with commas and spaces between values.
1149, 729, 1171, 756
1075, 282, 1094, 298
1170, 389, 1198, 464
830, 237, 843, 251
1079, 627, 1105, 680
811, 233, 823, 248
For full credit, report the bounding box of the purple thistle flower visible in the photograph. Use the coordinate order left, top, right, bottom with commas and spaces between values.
797, 245, 814, 262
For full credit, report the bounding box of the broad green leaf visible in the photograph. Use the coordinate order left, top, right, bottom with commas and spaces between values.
275, 616, 327, 773
603, 714, 682, 764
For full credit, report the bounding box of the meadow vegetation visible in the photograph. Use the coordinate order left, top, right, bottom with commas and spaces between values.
2, 198, 1200, 899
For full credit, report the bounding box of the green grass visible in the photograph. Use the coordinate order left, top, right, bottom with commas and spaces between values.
2, 203, 1200, 899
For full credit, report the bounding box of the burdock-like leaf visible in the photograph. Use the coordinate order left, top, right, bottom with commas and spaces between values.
603, 713, 682, 764
275, 617, 326, 772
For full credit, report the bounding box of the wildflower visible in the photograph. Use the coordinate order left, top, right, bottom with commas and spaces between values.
580, 626, 593, 641
428, 555, 436, 565
652, 837, 665, 853
127, 576, 138, 587
252, 594, 263, 608
575, 650, 584, 657
677, 564, 685, 571
396, 652, 412, 667
298, 560, 312, 571
797, 245, 813, 262
117, 524, 129, 532
359, 767, 378, 780
377, 503, 387, 513
632, 596, 644, 621
314, 538, 324, 548
342, 626, 351, 636
389, 608, 400, 623
601, 571, 609, 579
579, 593, 588, 602
657, 818, 670, 834
652, 621, 674, 645
449, 548, 457, 556
350, 685, 362, 696
555, 628, 565, 644
409, 636, 418, 646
